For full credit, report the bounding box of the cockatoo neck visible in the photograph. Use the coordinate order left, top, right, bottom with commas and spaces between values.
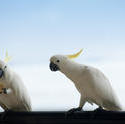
4, 67, 13, 85
60, 59, 84, 82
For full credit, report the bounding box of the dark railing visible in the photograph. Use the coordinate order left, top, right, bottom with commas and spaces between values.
0, 111, 125, 124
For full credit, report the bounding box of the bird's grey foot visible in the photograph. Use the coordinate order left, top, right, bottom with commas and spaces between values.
1, 109, 12, 120
90, 106, 106, 119
66, 107, 82, 116
0, 88, 7, 94
94, 106, 105, 112
2, 88, 7, 94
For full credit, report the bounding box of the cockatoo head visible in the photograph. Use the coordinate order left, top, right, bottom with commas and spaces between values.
0, 60, 7, 79
49, 49, 83, 72
0, 51, 12, 81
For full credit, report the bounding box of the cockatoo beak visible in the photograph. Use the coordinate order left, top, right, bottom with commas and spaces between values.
49, 62, 60, 71
67, 49, 83, 59
0, 69, 4, 78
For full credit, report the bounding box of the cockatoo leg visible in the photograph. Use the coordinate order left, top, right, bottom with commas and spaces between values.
66, 97, 86, 115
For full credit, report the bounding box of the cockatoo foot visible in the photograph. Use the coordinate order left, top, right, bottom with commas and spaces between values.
94, 106, 105, 112
90, 106, 106, 119
66, 107, 82, 117
1, 109, 13, 120
0, 88, 7, 94
2, 88, 7, 94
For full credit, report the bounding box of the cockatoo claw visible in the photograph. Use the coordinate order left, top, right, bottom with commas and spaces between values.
94, 106, 105, 112
90, 106, 106, 119
2, 88, 7, 94
66, 107, 82, 117
1, 109, 12, 120
0, 88, 7, 94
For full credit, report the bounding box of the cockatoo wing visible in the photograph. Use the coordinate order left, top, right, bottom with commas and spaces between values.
11, 73, 32, 111
0, 72, 31, 111
19, 93, 32, 111
0, 89, 31, 111
86, 66, 122, 110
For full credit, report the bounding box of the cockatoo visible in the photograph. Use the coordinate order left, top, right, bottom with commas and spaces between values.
0, 52, 31, 111
49, 49, 122, 112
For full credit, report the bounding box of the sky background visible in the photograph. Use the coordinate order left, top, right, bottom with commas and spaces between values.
0, 0, 125, 111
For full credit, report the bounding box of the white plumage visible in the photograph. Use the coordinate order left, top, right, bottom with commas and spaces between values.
0, 60, 31, 111
50, 50, 122, 111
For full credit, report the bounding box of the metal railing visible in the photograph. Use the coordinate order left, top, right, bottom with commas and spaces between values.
0, 111, 125, 124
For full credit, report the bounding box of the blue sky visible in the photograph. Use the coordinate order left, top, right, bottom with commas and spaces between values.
0, 0, 125, 111
0, 0, 125, 65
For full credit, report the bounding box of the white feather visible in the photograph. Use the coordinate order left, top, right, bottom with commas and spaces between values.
0, 60, 31, 111
50, 55, 122, 111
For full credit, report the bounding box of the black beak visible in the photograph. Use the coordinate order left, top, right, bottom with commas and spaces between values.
0, 69, 3, 78
49, 62, 60, 71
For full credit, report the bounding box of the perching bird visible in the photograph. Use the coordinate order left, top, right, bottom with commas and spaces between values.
0, 52, 31, 111
49, 49, 122, 112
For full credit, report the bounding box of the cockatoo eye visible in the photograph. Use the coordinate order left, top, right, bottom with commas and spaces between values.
56, 60, 60, 63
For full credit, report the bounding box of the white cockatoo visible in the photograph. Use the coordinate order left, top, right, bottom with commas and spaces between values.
49, 49, 122, 112
0, 52, 31, 111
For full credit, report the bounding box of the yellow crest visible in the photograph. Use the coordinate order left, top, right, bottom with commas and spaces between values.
4, 51, 12, 63
67, 49, 83, 59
